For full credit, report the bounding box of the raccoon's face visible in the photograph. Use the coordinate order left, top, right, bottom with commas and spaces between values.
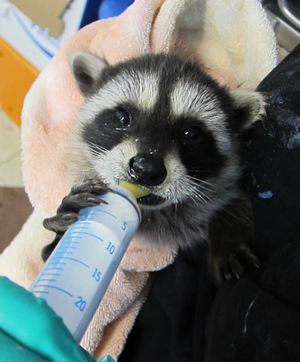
70, 53, 264, 218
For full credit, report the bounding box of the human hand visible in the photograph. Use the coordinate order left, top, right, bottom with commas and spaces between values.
0, 277, 114, 362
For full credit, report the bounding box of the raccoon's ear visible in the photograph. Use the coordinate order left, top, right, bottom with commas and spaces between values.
71, 52, 107, 97
230, 89, 265, 131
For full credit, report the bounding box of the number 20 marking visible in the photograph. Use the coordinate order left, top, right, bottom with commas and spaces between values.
75, 296, 86, 312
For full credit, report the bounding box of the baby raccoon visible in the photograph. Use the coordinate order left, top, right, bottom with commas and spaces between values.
42, 53, 263, 282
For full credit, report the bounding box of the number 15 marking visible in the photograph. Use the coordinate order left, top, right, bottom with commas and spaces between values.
92, 268, 102, 282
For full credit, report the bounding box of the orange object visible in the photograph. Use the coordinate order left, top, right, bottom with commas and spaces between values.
0, 36, 39, 125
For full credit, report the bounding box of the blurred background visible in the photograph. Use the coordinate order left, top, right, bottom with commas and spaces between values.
0, 0, 134, 252
0, 0, 299, 252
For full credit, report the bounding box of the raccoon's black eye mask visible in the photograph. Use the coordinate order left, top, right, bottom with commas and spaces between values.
180, 125, 204, 144
115, 108, 133, 130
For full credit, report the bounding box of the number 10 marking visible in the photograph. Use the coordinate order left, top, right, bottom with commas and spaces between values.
106, 242, 116, 255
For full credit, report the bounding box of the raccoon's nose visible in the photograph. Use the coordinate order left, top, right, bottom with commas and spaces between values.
128, 154, 167, 186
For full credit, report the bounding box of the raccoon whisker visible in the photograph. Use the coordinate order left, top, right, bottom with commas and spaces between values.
117, 147, 126, 158
89, 149, 100, 158
174, 203, 178, 222
176, 178, 211, 204
190, 189, 211, 204
89, 150, 107, 162
89, 151, 103, 160
186, 174, 213, 183
187, 182, 212, 203
88, 144, 108, 156
184, 177, 213, 195
192, 183, 212, 195
190, 193, 208, 205
222, 210, 251, 228
223, 208, 251, 226
185, 175, 213, 187
186, 175, 214, 189
89, 143, 106, 152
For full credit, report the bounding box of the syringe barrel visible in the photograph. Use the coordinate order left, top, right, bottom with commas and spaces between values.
30, 188, 141, 342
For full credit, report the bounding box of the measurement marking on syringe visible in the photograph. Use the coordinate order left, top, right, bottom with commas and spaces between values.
72, 223, 91, 227
48, 261, 67, 266
70, 231, 88, 236
36, 278, 57, 283
71, 226, 90, 232
67, 239, 81, 243
34, 285, 74, 297
64, 242, 80, 247
71, 231, 104, 242
44, 267, 64, 271
68, 235, 82, 239
54, 251, 74, 256
50, 256, 90, 268
39, 272, 60, 277
89, 209, 117, 219
58, 246, 77, 250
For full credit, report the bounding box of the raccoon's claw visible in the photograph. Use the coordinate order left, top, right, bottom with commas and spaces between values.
70, 178, 110, 196
56, 178, 110, 213
43, 212, 79, 234
57, 192, 105, 214
42, 179, 109, 261
209, 245, 259, 284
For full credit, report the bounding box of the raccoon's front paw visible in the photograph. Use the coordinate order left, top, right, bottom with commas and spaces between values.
209, 244, 259, 284
42, 179, 110, 261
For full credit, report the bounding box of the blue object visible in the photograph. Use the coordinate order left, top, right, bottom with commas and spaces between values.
258, 190, 274, 200
80, 0, 103, 29
0, 277, 115, 362
30, 188, 140, 342
98, 0, 134, 19
0, 277, 95, 361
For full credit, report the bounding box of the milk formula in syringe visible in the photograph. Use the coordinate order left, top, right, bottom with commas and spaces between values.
31, 182, 148, 342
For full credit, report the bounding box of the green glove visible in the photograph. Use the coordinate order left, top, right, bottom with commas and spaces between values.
0, 277, 115, 362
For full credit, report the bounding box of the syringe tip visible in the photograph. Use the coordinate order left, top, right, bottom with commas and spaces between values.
119, 181, 150, 199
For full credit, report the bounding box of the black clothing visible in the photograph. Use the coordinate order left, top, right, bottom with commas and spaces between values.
119, 44, 300, 362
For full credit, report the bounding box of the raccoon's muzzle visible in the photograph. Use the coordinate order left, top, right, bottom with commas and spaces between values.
128, 153, 167, 187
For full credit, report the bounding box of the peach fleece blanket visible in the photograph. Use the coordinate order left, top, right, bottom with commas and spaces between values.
0, 0, 277, 359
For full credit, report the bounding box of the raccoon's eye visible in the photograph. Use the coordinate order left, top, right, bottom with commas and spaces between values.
180, 126, 203, 144
115, 109, 132, 129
